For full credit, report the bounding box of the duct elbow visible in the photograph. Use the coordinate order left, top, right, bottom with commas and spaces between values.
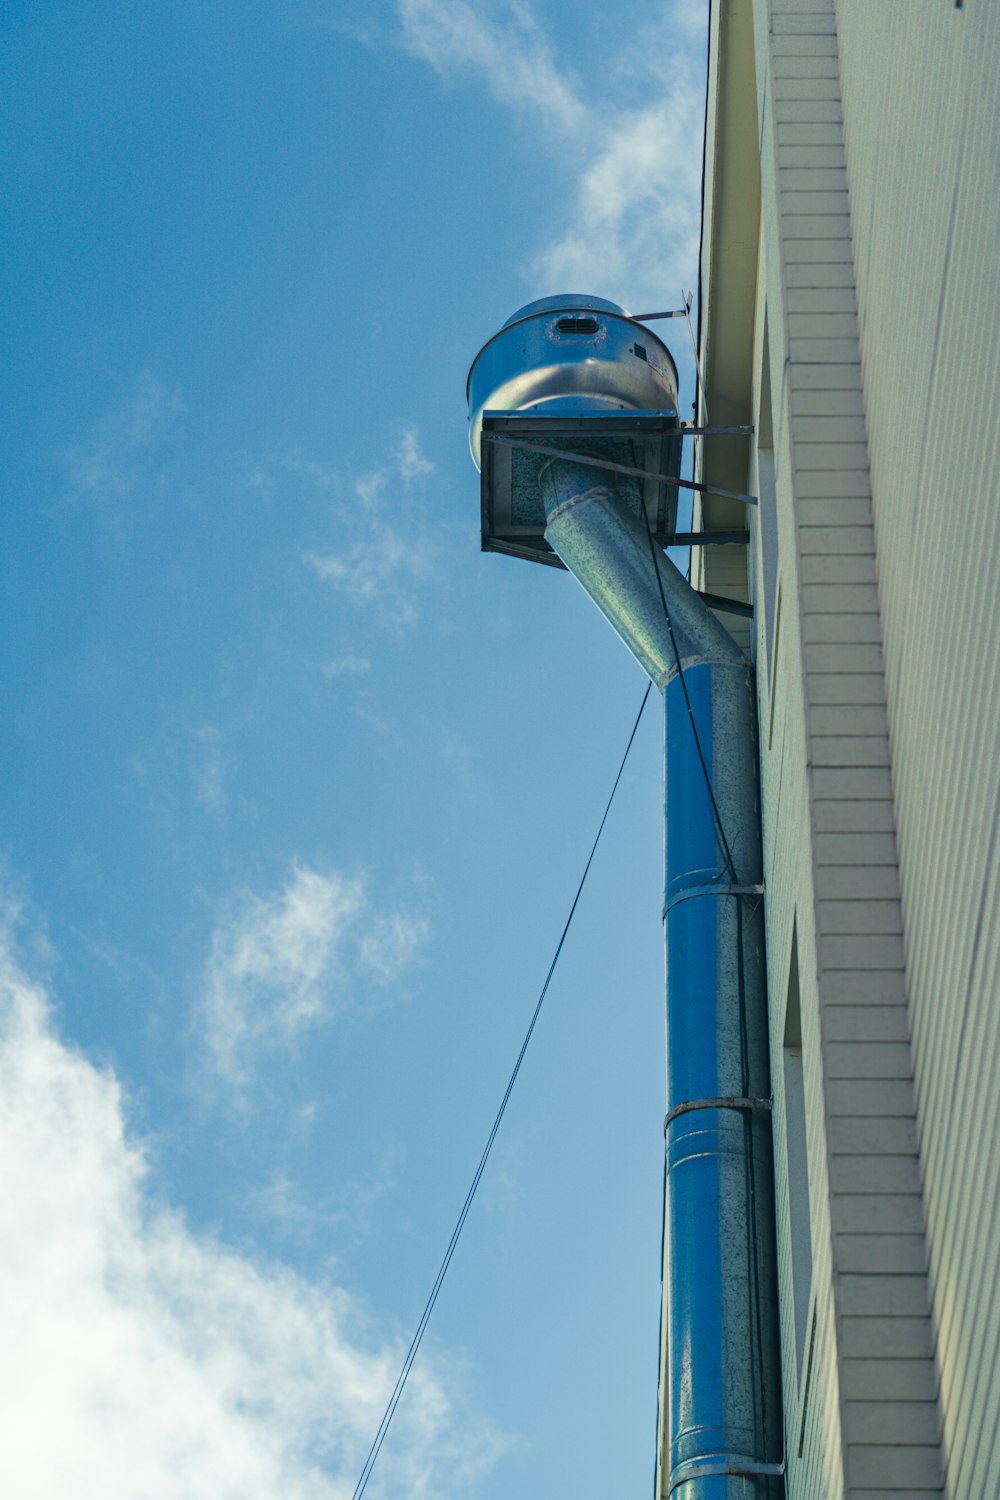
539, 457, 743, 689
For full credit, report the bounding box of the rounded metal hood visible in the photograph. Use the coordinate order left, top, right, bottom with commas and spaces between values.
500, 293, 628, 327
467, 294, 679, 469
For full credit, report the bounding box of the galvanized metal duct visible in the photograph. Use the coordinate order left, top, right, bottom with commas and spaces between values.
538, 456, 784, 1499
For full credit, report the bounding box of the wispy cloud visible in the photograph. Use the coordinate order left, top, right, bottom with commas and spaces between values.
530, 89, 703, 311
441, 731, 478, 797
127, 719, 252, 843
397, 0, 585, 139
396, 428, 435, 482
200, 863, 429, 1088
247, 1147, 400, 1246
66, 370, 183, 511
306, 520, 430, 625
191, 725, 229, 820
245, 449, 341, 497
0, 903, 501, 1499
245, 1169, 324, 1242
321, 655, 372, 678
358, 910, 429, 984
395, 0, 706, 312
481, 1142, 520, 1216
305, 426, 436, 629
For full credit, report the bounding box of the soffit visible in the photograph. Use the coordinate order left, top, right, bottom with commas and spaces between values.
700, 0, 761, 535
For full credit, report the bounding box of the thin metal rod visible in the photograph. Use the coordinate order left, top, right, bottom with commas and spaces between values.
481, 433, 757, 506
630, 309, 689, 321
697, 590, 754, 619
679, 425, 754, 437
671, 530, 750, 547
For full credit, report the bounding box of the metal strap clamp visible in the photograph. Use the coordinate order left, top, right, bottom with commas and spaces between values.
662, 881, 763, 920
668, 1458, 784, 1492
665, 1096, 772, 1136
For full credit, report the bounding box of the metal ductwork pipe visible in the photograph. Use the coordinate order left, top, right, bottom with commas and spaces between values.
539, 457, 784, 1499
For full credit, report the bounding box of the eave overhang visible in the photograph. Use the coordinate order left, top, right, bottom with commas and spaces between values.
698, 0, 761, 547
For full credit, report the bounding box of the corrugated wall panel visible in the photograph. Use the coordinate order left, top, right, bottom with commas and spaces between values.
834, 3, 1000, 1496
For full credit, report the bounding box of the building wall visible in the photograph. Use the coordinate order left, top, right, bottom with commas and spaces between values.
684, 0, 999, 1493
753, 3, 945, 1491
834, 5, 1000, 1497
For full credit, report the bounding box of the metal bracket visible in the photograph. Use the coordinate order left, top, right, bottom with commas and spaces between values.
628, 298, 755, 436
668, 1459, 785, 1492
480, 433, 758, 507
662, 882, 764, 920
665, 1096, 773, 1134
679, 424, 754, 437
630, 308, 690, 321
672, 530, 750, 547
697, 590, 753, 618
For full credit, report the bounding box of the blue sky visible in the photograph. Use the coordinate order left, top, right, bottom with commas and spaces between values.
1, 3, 707, 1495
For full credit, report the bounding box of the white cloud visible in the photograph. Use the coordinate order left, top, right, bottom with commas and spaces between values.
0, 912, 501, 1500
397, 0, 585, 139
530, 89, 703, 316
395, 0, 707, 313
201, 865, 364, 1084
355, 470, 386, 510
67, 370, 183, 507
395, 428, 434, 482
358, 911, 430, 984
306, 427, 436, 628
305, 521, 430, 626
200, 864, 428, 1088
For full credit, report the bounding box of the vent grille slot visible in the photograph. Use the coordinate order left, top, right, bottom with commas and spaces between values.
555, 316, 599, 336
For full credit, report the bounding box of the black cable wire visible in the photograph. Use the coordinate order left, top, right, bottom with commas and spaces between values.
624, 433, 733, 881
350, 680, 653, 1500
637, 498, 736, 881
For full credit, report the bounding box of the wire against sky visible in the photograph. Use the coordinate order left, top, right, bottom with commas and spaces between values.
639, 500, 736, 881
350, 680, 653, 1500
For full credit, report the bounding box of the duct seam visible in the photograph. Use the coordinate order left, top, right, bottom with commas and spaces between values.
545, 486, 620, 525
